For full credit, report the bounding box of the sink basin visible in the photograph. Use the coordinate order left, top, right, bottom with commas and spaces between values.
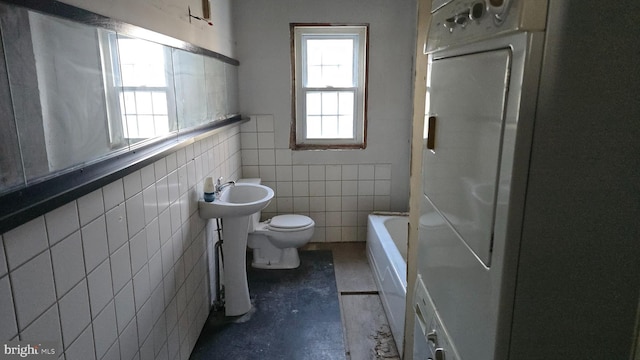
199, 183, 274, 219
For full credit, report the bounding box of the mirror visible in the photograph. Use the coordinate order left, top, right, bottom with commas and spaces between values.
0, 3, 239, 196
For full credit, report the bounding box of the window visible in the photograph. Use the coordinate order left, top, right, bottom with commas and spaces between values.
291, 24, 368, 149
99, 32, 177, 145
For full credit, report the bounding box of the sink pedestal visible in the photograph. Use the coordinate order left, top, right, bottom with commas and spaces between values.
197, 183, 274, 317
221, 215, 252, 316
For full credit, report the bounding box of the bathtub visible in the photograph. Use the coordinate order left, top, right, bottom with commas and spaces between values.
367, 214, 408, 356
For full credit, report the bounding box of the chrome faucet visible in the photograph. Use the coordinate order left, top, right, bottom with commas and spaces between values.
214, 177, 235, 197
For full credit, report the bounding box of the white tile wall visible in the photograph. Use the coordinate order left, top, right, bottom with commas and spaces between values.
0, 126, 242, 360
240, 115, 394, 242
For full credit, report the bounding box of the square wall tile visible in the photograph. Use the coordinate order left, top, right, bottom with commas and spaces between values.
292, 182, 309, 197
130, 229, 148, 276
275, 166, 293, 182
276, 198, 293, 213
11, 251, 56, 329
143, 185, 158, 226
358, 180, 375, 196
257, 132, 274, 149
326, 197, 342, 212
358, 196, 374, 212
20, 305, 62, 354
325, 227, 342, 243
156, 177, 170, 213
375, 164, 392, 180
81, 216, 109, 273
276, 182, 293, 197
111, 245, 132, 294
146, 219, 161, 258
103, 180, 124, 211
241, 149, 259, 166
375, 180, 392, 196
77, 189, 104, 227
120, 316, 139, 360
58, 280, 91, 349
4, 216, 48, 271
275, 149, 292, 165
133, 265, 151, 311
177, 166, 188, 196
240, 132, 258, 149
310, 227, 326, 243
105, 204, 128, 254
154, 158, 167, 180
326, 165, 341, 181
342, 196, 358, 212
326, 212, 342, 227
114, 281, 135, 335
93, 301, 118, 359
258, 149, 275, 165
101, 339, 120, 360
309, 181, 325, 197
126, 193, 146, 237
292, 165, 309, 181
45, 201, 80, 246
158, 209, 172, 246
342, 165, 358, 180
65, 325, 95, 360
123, 171, 143, 199
148, 251, 163, 291
342, 181, 358, 196
309, 165, 325, 181
293, 197, 310, 213
87, 260, 113, 317
258, 166, 276, 181
51, 231, 86, 298
0, 275, 18, 341
358, 164, 375, 180
167, 172, 179, 205
309, 197, 326, 212
141, 164, 156, 189
165, 153, 177, 173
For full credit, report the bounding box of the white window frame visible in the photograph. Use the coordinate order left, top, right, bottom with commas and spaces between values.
291, 24, 368, 149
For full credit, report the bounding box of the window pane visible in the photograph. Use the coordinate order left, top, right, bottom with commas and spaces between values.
306, 92, 322, 115
122, 91, 136, 114
339, 92, 354, 115
152, 92, 168, 115
154, 115, 170, 135
125, 115, 138, 138
338, 115, 354, 138
136, 91, 153, 114
117, 38, 166, 87
305, 38, 353, 87
306, 115, 322, 138
321, 91, 338, 115
137, 115, 155, 138
322, 116, 339, 138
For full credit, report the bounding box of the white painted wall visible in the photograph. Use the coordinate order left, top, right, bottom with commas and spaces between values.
59, 0, 235, 57
233, 0, 417, 241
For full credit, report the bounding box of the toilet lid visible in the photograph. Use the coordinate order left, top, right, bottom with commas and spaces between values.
268, 214, 314, 229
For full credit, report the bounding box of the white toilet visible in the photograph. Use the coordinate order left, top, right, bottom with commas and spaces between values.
238, 178, 315, 269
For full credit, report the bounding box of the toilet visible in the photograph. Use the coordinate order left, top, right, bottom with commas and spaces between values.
238, 178, 315, 269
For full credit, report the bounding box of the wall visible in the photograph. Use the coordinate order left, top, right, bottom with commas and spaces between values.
0, 1, 240, 359
233, 0, 417, 242
59, 0, 235, 57
0, 127, 242, 360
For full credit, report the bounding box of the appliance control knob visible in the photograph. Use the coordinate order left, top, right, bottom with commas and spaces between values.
470, 2, 485, 20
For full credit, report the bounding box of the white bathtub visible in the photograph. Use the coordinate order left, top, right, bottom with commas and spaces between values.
367, 214, 408, 357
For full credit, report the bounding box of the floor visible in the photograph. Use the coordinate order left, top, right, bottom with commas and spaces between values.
307, 242, 400, 360
191, 242, 399, 360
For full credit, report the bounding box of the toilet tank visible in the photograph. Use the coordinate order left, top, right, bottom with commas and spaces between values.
237, 178, 263, 232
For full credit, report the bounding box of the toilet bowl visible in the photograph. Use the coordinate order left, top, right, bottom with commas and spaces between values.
238, 179, 315, 269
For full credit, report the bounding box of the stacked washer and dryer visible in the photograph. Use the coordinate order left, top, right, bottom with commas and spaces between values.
414, 0, 639, 359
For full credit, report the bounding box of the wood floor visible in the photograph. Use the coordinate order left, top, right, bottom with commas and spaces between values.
304, 242, 400, 360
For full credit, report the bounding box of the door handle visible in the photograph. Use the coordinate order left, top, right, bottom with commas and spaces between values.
426, 116, 437, 150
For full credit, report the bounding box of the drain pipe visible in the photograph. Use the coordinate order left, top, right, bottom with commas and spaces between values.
213, 218, 225, 311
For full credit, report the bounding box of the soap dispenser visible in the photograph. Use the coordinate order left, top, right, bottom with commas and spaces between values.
203, 177, 215, 202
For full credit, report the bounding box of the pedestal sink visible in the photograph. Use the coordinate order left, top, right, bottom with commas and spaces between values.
198, 183, 274, 316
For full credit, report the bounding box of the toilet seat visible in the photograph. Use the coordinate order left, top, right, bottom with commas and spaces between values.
266, 214, 314, 232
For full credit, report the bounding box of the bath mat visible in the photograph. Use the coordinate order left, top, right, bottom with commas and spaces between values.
190, 250, 346, 360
